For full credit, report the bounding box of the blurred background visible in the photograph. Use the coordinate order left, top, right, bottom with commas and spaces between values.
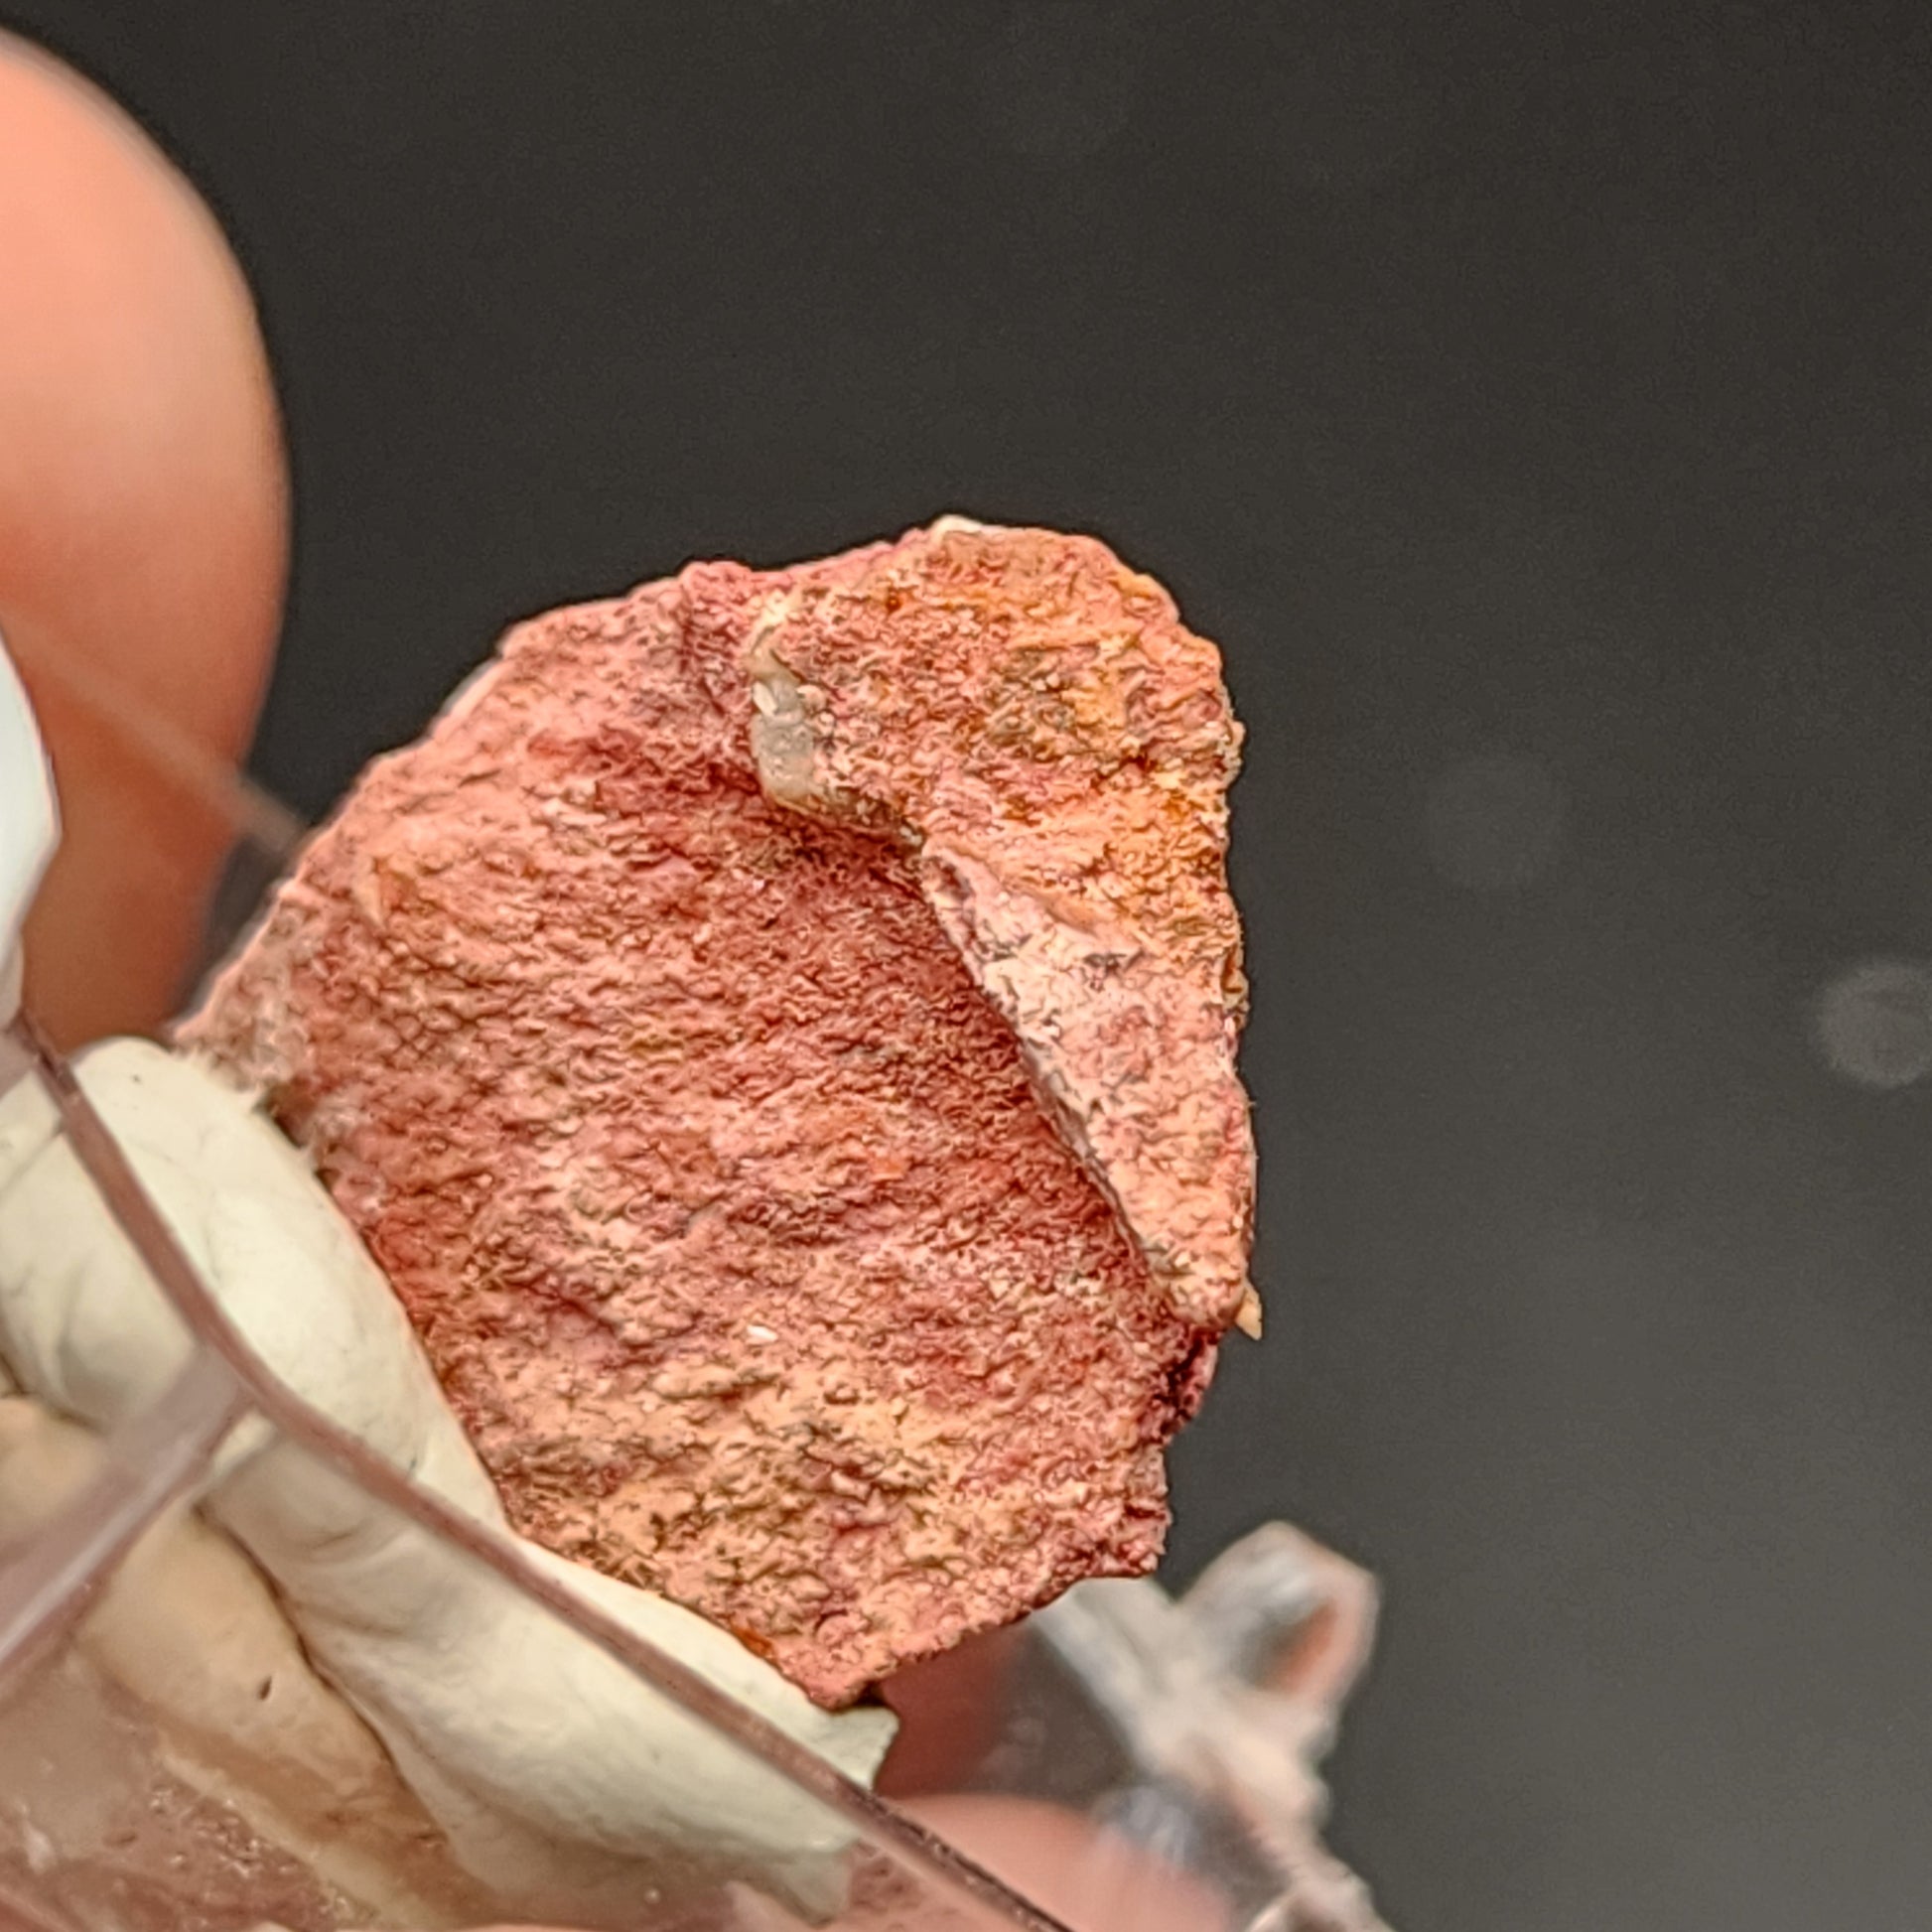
5, 4, 1929, 1927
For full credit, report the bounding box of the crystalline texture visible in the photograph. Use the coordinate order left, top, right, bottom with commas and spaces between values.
182, 520, 1256, 1707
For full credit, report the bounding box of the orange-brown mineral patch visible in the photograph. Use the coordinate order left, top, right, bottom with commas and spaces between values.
181, 519, 1255, 1706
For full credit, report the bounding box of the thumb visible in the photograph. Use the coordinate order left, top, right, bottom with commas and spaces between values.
0, 34, 288, 1047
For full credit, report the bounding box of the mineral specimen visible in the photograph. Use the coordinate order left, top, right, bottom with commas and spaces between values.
182, 518, 1256, 1706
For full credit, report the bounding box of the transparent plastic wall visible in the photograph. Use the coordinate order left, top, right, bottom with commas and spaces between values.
0, 694, 1388, 1932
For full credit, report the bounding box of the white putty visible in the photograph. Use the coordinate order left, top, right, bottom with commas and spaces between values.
0, 1041, 894, 1916
0, 627, 60, 1026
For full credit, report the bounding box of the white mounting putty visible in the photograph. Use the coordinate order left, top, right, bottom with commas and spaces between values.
0, 627, 60, 1026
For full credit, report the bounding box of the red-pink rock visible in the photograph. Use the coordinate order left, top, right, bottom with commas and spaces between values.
181, 519, 1255, 1706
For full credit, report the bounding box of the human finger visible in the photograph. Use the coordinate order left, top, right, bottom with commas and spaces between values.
0, 34, 288, 1046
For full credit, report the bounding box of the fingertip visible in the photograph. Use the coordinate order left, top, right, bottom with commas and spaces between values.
0, 37, 289, 1044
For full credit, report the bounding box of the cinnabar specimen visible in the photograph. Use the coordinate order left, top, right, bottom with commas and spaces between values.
183, 519, 1256, 1707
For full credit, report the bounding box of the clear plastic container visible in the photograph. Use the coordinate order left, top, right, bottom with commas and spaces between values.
0, 703, 1390, 1932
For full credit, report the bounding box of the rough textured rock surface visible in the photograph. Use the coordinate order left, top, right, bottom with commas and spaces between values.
181, 519, 1254, 1706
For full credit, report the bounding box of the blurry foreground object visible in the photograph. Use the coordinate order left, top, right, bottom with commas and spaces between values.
0, 34, 286, 1046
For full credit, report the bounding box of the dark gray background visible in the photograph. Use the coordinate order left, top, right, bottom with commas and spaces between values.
7, 4, 1930, 1927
